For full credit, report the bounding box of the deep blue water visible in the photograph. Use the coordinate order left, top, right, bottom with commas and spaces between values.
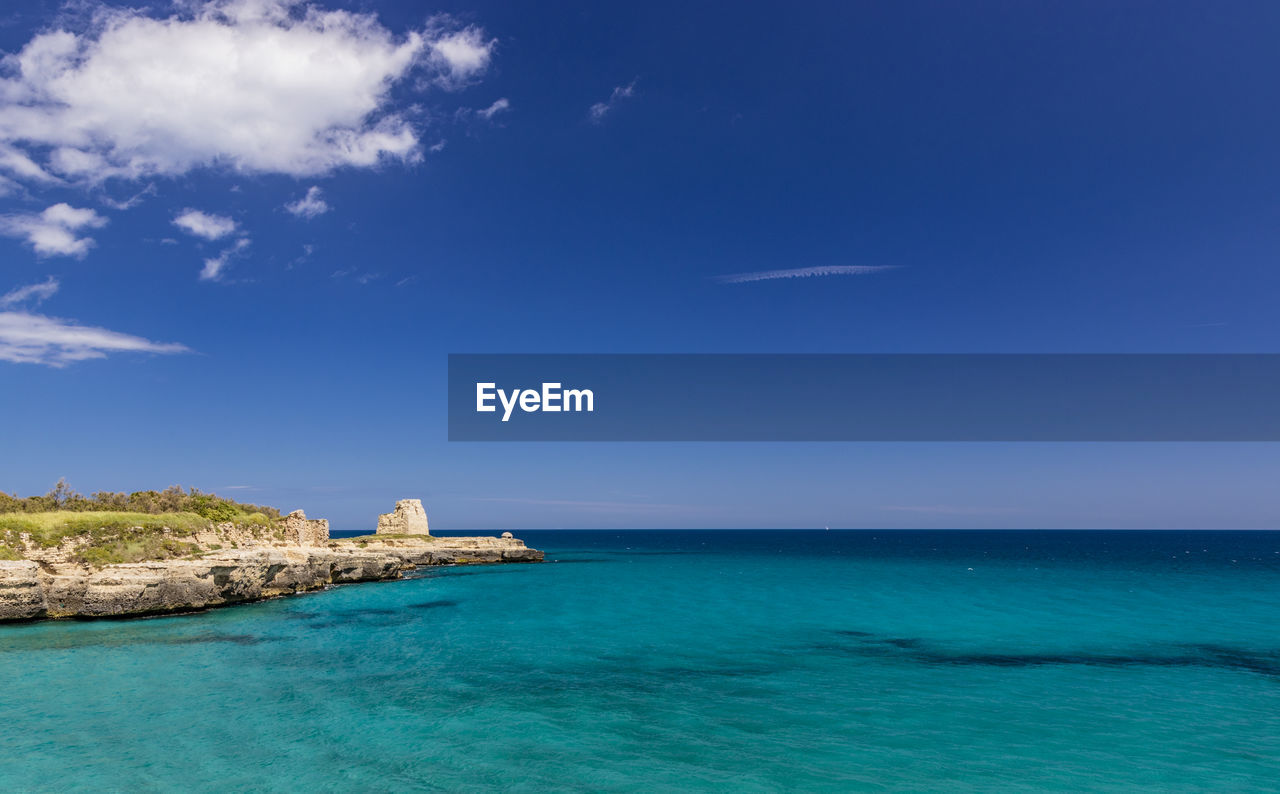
3, 530, 1280, 791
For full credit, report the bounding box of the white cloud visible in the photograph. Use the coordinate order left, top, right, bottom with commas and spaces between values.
201, 237, 251, 281
0, 276, 60, 308
715, 265, 898, 284
426, 24, 496, 89
0, 1, 497, 184
173, 208, 237, 240
0, 306, 189, 366
476, 97, 510, 120
284, 186, 329, 219
588, 80, 637, 123
0, 203, 106, 257
428, 139, 447, 153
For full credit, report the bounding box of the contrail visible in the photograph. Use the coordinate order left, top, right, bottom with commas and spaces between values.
715, 265, 897, 284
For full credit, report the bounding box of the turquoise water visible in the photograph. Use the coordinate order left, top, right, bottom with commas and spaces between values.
3, 530, 1280, 792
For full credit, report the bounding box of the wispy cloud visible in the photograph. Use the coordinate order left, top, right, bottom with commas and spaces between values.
476, 97, 510, 120
287, 243, 315, 269
0, 203, 106, 257
284, 186, 330, 219
331, 268, 381, 285
201, 238, 251, 282
100, 182, 156, 210
0, 276, 59, 308
715, 265, 898, 284
0, 280, 189, 367
588, 79, 637, 123
0, 143, 60, 185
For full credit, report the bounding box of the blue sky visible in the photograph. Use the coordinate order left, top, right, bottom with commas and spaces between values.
1, 0, 1279, 529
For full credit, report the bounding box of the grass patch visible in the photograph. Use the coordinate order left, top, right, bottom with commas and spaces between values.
78, 536, 203, 566
0, 510, 281, 566
0, 511, 211, 547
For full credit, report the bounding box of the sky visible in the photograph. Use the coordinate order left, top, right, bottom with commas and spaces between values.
1, 0, 1279, 530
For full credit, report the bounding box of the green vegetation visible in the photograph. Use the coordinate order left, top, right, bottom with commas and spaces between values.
0, 481, 283, 566
0, 479, 279, 520
0, 510, 208, 545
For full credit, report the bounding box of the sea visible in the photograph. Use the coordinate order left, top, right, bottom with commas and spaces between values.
2, 530, 1279, 792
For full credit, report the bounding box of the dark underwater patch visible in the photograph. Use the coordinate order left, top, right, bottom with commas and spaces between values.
824, 629, 1280, 679
407, 599, 459, 610
296, 604, 420, 629
881, 638, 922, 649
162, 633, 271, 646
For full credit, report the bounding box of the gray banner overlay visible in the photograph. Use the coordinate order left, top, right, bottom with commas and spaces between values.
447, 354, 1280, 441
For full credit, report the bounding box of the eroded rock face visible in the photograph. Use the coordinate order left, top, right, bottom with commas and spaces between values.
0, 561, 46, 620
376, 499, 430, 535
0, 535, 542, 622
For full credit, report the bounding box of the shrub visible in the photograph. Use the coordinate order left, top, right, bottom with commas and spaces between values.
0, 482, 281, 520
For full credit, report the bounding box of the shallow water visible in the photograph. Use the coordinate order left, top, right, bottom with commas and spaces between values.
3, 530, 1279, 791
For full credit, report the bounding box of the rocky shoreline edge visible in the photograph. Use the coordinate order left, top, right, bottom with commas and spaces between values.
0, 533, 543, 622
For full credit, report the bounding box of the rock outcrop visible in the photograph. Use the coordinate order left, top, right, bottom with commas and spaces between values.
282, 509, 329, 546
0, 534, 541, 621
1, 493, 542, 622
343, 534, 543, 566
376, 499, 430, 535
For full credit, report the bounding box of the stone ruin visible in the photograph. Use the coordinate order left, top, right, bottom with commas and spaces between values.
283, 509, 330, 546
376, 499, 431, 536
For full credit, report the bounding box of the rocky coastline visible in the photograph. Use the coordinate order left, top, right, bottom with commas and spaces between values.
0, 500, 542, 622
